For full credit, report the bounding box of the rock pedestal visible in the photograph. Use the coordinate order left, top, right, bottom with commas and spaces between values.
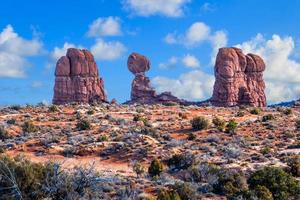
211, 47, 266, 107
127, 52, 183, 104
53, 48, 107, 104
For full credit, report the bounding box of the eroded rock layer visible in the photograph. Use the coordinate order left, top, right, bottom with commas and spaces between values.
53, 48, 107, 104
211, 47, 266, 107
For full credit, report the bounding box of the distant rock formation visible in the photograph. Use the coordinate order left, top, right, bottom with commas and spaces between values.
127, 52, 183, 104
53, 48, 107, 105
210, 47, 266, 107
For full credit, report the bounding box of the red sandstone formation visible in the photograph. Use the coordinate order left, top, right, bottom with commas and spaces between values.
53, 48, 107, 104
211, 47, 266, 107
127, 52, 183, 104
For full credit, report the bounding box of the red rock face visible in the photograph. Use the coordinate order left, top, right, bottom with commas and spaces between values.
127, 52, 184, 104
211, 47, 266, 107
53, 48, 107, 104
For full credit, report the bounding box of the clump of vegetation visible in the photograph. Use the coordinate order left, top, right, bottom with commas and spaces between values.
190, 116, 209, 131
133, 115, 150, 126
262, 114, 275, 122
287, 155, 300, 177
157, 188, 181, 200
248, 167, 300, 200
76, 119, 91, 131
133, 161, 145, 178
148, 158, 164, 177
6, 118, 16, 125
187, 133, 197, 140
250, 107, 262, 115
97, 135, 108, 142
236, 110, 245, 117
260, 147, 272, 155
10, 105, 21, 111
295, 119, 300, 130
212, 117, 226, 131
167, 153, 196, 171
283, 108, 293, 115
22, 121, 38, 133
86, 109, 95, 115
0, 126, 10, 140
225, 119, 238, 134
172, 182, 196, 200
49, 105, 58, 112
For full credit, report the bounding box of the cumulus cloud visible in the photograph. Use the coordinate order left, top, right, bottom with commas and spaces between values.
164, 22, 228, 61
87, 17, 122, 37
0, 25, 43, 78
158, 56, 178, 69
123, 0, 190, 17
91, 39, 126, 60
152, 70, 214, 101
236, 34, 300, 103
182, 54, 200, 68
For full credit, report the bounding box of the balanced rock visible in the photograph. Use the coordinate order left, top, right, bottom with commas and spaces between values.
210, 47, 266, 107
53, 48, 107, 104
127, 52, 183, 104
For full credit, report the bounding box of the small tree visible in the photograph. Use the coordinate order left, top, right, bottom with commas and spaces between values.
22, 121, 38, 133
212, 117, 226, 131
287, 155, 300, 177
76, 119, 91, 131
133, 161, 145, 178
226, 120, 238, 134
148, 159, 163, 177
190, 116, 209, 131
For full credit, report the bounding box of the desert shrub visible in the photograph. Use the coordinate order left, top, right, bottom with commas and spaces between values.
250, 108, 262, 115
212, 117, 226, 131
261, 147, 272, 155
187, 133, 197, 141
97, 135, 108, 142
133, 115, 149, 126
49, 105, 58, 112
190, 116, 209, 131
86, 109, 95, 115
0, 155, 50, 199
262, 114, 275, 122
0, 126, 10, 140
76, 119, 91, 131
172, 182, 196, 200
133, 161, 145, 178
248, 167, 300, 200
167, 153, 196, 171
287, 155, 300, 177
236, 111, 245, 117
157, 188, 181, 200
148, 158, 164, 177
178, 112, 188, 119
10, 105, 21, 111
226, 120, 238, 134
6, 118, 16, 125
22, 121, 38, 133
254, 185, 274, 200
295, 119, 300, 130
213, 169, 248, 198
283, 108, 293, 115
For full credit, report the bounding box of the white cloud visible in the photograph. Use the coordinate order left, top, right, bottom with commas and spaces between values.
236, 34, 300, 103
0, 25, 43, 78
31, 81, 43, 88
123, 0, 190, 17
164, 22, 228, 62
87, 17, 122, 37
182, 54, 200, 68
158, 56, 178, 69
152, 70, 214, 101
91, 39, 126, 60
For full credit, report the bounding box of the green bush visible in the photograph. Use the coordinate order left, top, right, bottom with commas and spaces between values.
212, 117, 226, 131
283, 108, 293, 115
187, 133, 197, 141
213, 169, 248, 198
148, 158, 163, 177
157, 188, 181, 200
167, 153, 195, 170
49, 105, 58, 112
250, 108, 262, 115
76, 119, 91, 130
226, 120, 238, 134
248, 167, 300, 200
190, 116, 209, 131
97, 135, 108, 142
262, 114, 275, 122
22, 121, 38, 133
0, 126, 10, 140
254, 185, 274, 200
287, 155, 300, 177
172, 182, 196, 200
295, 119, 300, 130
133, 161, 145, 178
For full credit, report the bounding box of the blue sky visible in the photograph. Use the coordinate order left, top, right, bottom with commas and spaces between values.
1, 0, 300, 105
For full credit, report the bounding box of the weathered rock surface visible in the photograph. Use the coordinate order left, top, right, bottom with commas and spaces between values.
211, 47, 266, 107
53, 48, 107, 104
127, 52, 183, 104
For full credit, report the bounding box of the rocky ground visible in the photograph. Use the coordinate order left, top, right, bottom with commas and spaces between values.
0, 103, 300, 199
